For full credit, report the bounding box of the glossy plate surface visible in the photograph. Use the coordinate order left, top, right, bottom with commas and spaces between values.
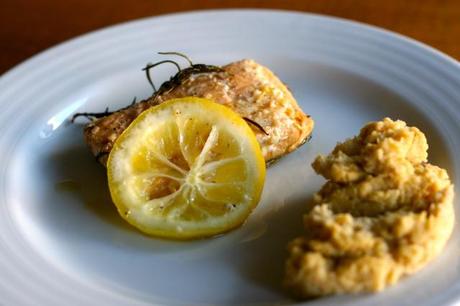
1, 9, 460, 306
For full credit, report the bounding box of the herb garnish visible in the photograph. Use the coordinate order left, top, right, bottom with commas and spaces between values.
71, 52, 268, 136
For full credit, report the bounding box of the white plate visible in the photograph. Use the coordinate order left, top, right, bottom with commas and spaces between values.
1, 9, 460, 306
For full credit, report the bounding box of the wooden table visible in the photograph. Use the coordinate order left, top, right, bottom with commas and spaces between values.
1, 0, 459, 74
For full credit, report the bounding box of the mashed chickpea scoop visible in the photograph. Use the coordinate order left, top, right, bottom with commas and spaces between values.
285, 118, 455, 297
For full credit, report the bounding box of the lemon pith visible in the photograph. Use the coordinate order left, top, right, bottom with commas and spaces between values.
107, 97, 266, 239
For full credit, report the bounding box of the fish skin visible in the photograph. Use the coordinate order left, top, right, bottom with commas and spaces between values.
83, 59, 314, 165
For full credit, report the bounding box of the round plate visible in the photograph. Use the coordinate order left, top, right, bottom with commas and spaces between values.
1, 9, 460, 306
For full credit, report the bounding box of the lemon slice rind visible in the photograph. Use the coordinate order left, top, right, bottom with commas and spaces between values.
107, 97, 265, 239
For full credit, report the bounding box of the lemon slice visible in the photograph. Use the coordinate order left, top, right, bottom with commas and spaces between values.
107, 97, 266, 239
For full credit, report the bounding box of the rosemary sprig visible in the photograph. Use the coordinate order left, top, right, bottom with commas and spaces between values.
158, 51, 194, 66
71, 52, 268, 137
142, 60, 182, 92
139, 52, 225, 103
71, 107, 111, 123
243, 117, 269, 135
71, 97, 136, 122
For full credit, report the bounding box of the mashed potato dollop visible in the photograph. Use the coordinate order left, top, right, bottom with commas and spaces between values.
285, 118, 454, 297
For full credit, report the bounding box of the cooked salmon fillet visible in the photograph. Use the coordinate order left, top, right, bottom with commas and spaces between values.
83, 59, 314, 165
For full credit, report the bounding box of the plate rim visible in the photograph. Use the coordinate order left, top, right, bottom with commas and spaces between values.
1, 8, 459, 82
1, 9, 460, 306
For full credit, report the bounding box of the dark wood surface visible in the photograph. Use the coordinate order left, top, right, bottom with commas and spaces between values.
1, 0, 459, 74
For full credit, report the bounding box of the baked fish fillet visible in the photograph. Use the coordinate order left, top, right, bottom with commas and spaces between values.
82, 59, 314, 166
